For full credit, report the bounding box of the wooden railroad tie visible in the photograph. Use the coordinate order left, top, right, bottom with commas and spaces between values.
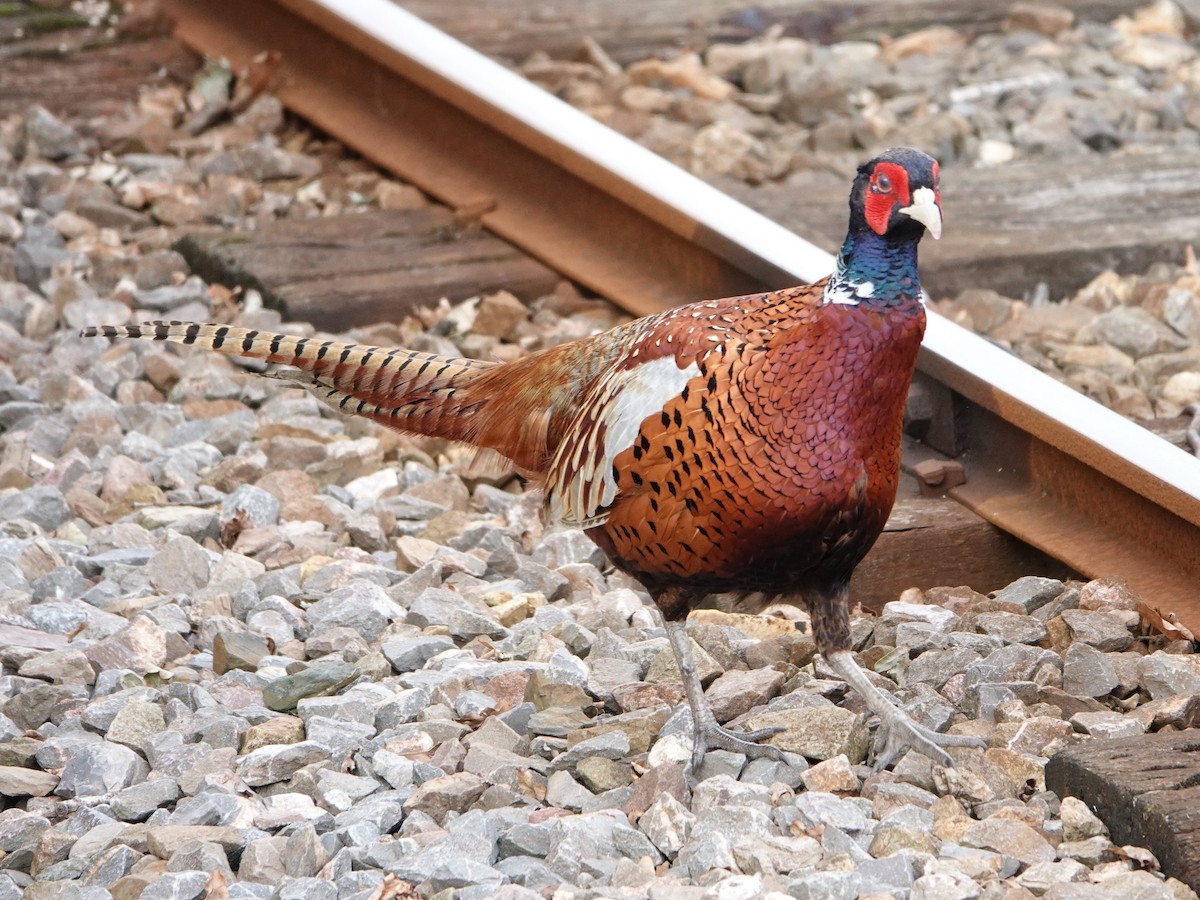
1047, 732, 1200, 894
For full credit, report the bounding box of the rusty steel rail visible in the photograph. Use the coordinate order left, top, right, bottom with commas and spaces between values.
160, 0, 1200, 624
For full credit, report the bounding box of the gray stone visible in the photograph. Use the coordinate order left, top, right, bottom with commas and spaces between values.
991, 576, 1064, 613
56, 742, 149, 799
1138, 652, 1200, 700
1015, 859, 1089, 895
295, 693, 374, 728
545, 647, 589, 691
145, 537, 211, 595
407, 587, 486, 628
544, 770, 593, 811
743, 703, 869, 762
1056, 608, 1133, 651
14, 238, 72, 292
23, 106, 85, 161
202, 139, 322, 181
1060, 796, 1107, 843
646, 635, 722, 686
741, 755, 808, 788
276, 879, 337, 900
638, 792, 695, 857
494, 857, 564, 893
236, 741, 331, 786
306, 581, 404, 643
576, 756, 633, 793
0, 486, 70, 533
786, 870, 863, 900
1130, 693, 1200, 731
544, 812, 657, 883
695, 748, 746, 782
141, 869, 211, 900
1062, 642, 1119, 697
167, 839, 234, 881
448, 607, 509, 640
110, 777, 182, 822
219, 487, 279, 528
212, 631, 269, 674
905, 647, 982, 690
146, 825, 245, 860
313, 769, 381, 808
17, 648, 94, 686
370, 748, 416, 790
31, 566, 87, 603
732, 832, 822, 877
83, 616, 169, 675
794, 791, 868, 833
381, 635, 455, 672
585, 656, 641, 702
973, 611, 1047, 645
676, 827, 736, 879
961, 818, 1056, 866
913, 868, 985, 900
283, 823, 329, 878
1078, 306, 1189, 359
498, 821, 556, 859
261, 661, 357, 711
705, 667, 785, 721
0, 765, 57, 797
1070, 710, 1144, 739
130, 277, 208, 313
692, 774, 770, 815
550, 729, 629, 772
463, 742, 543, 779
82, 688, 160, 734
106, 699, 167, 753
35, 723, 102, 770
403, 772, 487, 823
1057, 835, 1114, 867
964, 643, 1061, 690
78, 843, 138, 888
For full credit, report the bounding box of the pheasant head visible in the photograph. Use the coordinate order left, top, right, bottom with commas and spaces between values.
826, 147, 942, 307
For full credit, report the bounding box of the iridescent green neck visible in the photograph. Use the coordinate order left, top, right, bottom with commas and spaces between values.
824, 225, 924, 308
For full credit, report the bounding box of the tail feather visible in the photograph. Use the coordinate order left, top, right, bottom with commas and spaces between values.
83, 321, 500, 446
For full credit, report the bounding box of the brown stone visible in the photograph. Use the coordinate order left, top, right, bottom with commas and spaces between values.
146, 826, 243, 859
625, 762, 689, 821
241, 716, 305, 754
705, 667, 785, 722
1004, 3, 1074, 36
403, 772, 487, 824
611, 681, 685, 713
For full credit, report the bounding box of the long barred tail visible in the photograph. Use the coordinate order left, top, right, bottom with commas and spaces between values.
82, 321, 501, 445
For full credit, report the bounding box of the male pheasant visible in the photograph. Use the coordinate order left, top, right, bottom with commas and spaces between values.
85, 147, 980, 771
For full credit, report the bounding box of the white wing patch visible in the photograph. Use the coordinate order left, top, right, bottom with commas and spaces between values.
546, 354, 701, 528
823, 278, 875, 306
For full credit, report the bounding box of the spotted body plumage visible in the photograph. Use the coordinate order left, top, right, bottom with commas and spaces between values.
85, 148, 983, 770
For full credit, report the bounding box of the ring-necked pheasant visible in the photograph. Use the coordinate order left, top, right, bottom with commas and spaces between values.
84, 147, 982, 771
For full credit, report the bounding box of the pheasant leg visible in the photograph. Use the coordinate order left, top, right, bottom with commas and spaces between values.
824, 650, 985, 769
663, 619, 786, 772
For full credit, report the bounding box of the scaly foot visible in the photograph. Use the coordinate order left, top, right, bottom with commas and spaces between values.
825, 649, 985, 769
871, 702, 987, 770
689, 721, 786, 772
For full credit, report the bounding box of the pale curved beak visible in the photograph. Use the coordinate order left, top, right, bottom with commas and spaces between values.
900, 186, 942, 240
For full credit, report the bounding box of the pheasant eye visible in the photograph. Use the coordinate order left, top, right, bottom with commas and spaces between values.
873, 173, 891, 193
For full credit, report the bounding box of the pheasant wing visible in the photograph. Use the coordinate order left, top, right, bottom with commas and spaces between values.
545, 351, 701, 528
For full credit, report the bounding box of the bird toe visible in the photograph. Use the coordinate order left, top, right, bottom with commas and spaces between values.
872, 705, 984, 771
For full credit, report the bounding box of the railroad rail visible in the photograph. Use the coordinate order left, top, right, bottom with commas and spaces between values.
158, 0, 1200, 628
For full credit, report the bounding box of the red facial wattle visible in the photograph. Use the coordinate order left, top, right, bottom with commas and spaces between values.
863, 161, 911, 236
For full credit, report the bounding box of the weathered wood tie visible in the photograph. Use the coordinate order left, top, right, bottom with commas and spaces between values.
1047, 732, 1200, 894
